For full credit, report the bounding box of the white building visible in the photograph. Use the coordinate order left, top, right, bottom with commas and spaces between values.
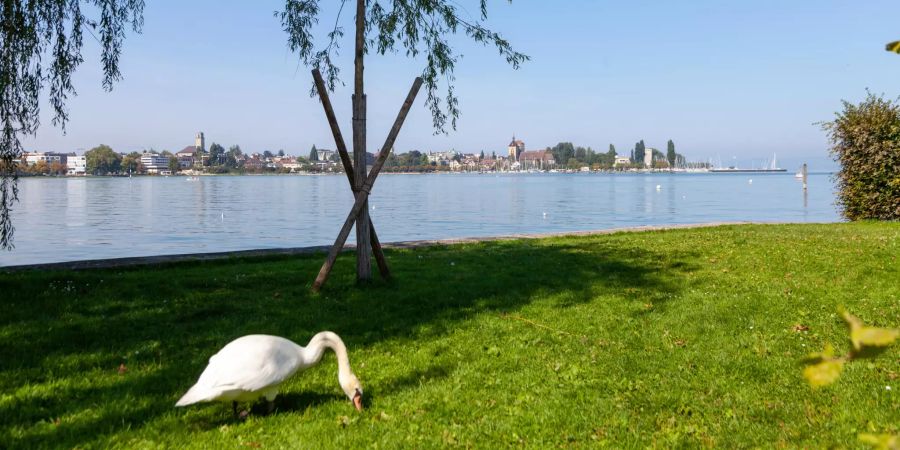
66, 155, 86, 175
315, 149, 335, 161
313, 149, 338, 170
24, 152, 64, 165
614, 156, 631, 167
644, 149, 654, 168
278, 159, 302, 171
141, 153, 170, 174
427, 151, 457, 164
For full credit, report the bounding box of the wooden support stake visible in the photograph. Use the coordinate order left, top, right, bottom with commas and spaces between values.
312, 76, 423, 292
312, 69, 390, 280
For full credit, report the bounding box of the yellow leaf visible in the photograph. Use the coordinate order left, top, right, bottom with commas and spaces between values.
842, 309, 863, 331
887, 41, 900, 54
803, 359, 844, 387
859, 433, 899, 450
852, 326, 900, 350
843, 310, 899, 351
806, 343, 836, 361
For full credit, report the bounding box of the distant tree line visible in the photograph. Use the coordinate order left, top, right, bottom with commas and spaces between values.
21, 138, 695, 177
543, 139, 686, 170
384, 150, 431, 171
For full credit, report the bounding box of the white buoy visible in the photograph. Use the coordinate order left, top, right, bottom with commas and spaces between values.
748, 179, 753, 184
656, 185, 661, 191
542, 212, 547, 219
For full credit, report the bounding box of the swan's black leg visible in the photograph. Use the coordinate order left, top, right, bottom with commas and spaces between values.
232, 401, 238, 418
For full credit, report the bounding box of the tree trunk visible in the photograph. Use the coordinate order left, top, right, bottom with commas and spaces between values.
312, 76, 423, 292
353, 0, 371, 282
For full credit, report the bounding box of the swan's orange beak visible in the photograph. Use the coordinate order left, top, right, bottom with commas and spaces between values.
352, 391, 363, 411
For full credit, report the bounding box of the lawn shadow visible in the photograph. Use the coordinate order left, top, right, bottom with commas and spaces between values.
181, 391, 347, 430
0, 234, 700, 447
272, 391, 343, 414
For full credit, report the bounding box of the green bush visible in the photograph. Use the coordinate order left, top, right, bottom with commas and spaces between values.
823, 92, 900, 220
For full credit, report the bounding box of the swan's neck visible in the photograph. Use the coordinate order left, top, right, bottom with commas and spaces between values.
302, 331, 353, 376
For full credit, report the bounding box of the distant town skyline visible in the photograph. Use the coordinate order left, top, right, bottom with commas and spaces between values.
20, 0, 900, 171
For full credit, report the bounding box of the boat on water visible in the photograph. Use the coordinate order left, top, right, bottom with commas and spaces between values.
709, 153, 787, 173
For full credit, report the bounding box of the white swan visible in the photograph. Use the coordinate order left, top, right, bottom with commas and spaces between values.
176, 332, 363, 416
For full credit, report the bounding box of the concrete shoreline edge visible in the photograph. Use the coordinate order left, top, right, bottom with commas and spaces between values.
2, 221, 785, 272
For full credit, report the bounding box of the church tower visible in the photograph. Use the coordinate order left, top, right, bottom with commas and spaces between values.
195, 132, 205, 152
507, 135, 524, 160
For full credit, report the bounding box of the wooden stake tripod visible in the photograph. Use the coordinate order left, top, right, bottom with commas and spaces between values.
311, 68, 423, 292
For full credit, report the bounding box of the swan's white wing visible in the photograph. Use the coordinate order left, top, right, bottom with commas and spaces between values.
195, 335, 304, 393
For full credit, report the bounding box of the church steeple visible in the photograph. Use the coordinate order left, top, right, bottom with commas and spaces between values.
195, 132, 205, 152
507, 135, 524, 160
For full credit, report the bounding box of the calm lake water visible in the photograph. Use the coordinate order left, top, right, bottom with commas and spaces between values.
2, 172, 839, 266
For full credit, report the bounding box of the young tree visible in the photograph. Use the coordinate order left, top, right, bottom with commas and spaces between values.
85, 145, 122, 175
168, 156, 180, 174
121, 152, 143, 174
575, 146, 587, 162
278, 149, 285, 157
602, 144, 617, 166
666, 140, 676, 168
634, 140, 646, 166
31, 160, 49, 175
309, 145, 319, 161
47, 161, 64, 175
479, 150, 485, 160
0, 0, 144, 249
281, 0, 526, 283
225, 145, 243, 169
208, 143, 225, 166
550, 142, 575, 166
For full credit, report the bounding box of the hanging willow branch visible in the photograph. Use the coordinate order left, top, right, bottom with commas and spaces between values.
276, 0, 528, 133
0, 0, 144, 250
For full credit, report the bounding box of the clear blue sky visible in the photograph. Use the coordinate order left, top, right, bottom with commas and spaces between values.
23, 0, 900, 169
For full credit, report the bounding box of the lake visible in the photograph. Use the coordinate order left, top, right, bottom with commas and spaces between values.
1, 172, 840, 266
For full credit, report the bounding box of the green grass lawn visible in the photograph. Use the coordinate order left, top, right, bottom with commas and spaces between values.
1, 223, 898, 448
